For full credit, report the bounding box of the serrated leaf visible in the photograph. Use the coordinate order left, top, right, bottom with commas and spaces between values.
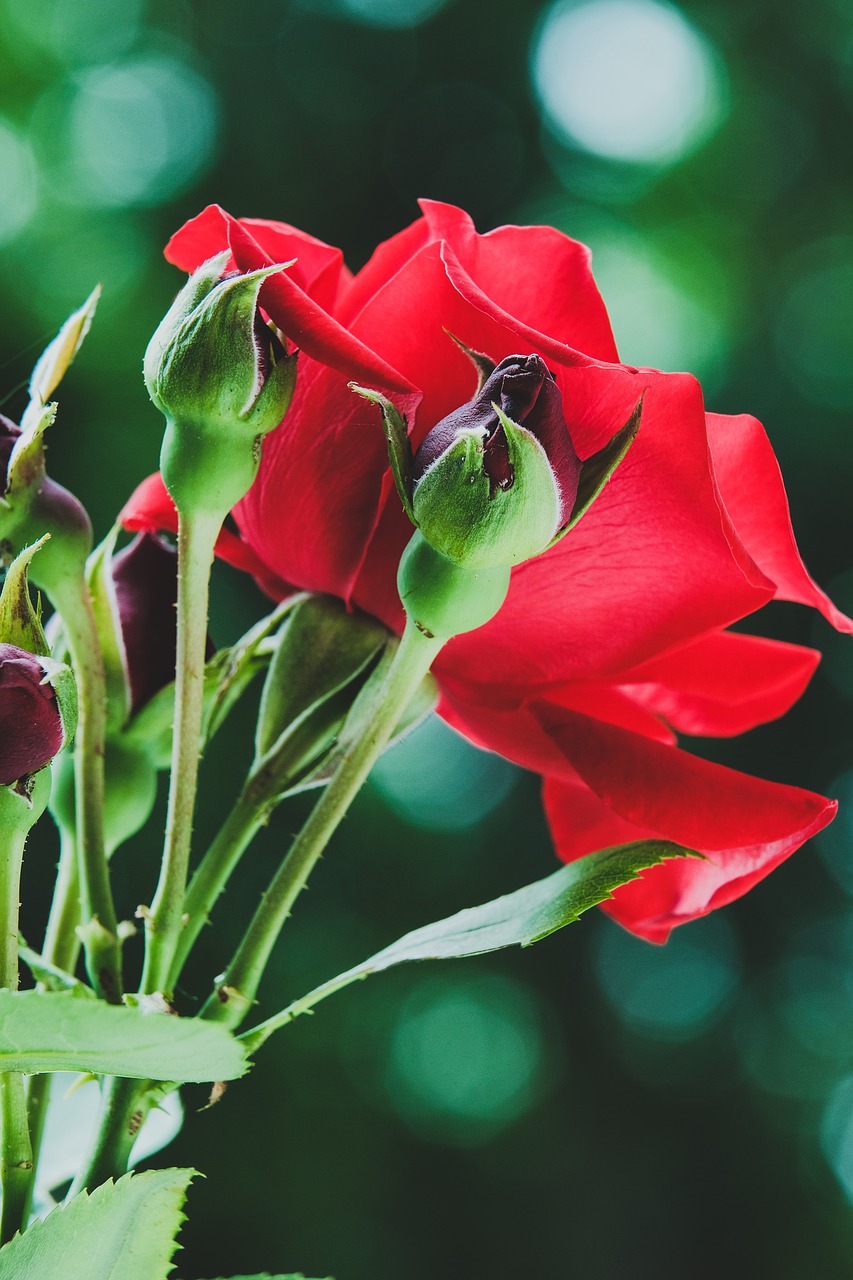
28, 285, 101, 411
0, 1167, 192, 1280
349, 384, 415, 522
240, 840, 695, 1053
0, 991, 247, 1081
554, 393, 643, 544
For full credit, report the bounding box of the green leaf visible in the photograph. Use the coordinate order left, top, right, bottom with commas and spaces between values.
0, 991, 248, 1081
255, 595, 386, 761
349, 384, 415, 523
0, 1167, 193, 1280
195, 1274, 332, 1280
555, 393, 644, 543
240, 840, 695, 1054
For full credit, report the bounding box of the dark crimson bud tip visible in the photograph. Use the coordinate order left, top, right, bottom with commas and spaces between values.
0, 643, 63, 786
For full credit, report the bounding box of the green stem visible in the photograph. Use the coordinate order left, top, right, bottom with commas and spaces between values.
64, 1076, 153, 1200
0, 775, 48, 1242
168, 786, 267, 991
168, 682, 346, 991
140, 510, 221, 997
200, 618, 443, 1030
0, 1075, 32, 1243
22, 828, 82, 1223
58, 578, 120, 1002
238, 968, 367, 1056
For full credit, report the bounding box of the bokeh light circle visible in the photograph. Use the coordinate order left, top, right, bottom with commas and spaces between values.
383, 974, 555, 1145
65, 53, 218, 207
371, 714, 518, 831
0, 120, 38, 243
531, 0, 726, 165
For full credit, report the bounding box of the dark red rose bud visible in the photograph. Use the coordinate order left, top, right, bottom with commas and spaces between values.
413, 355, 582, 522
111, 533, 182, 717
0, 414, 21, 481
0, 643, 64, 785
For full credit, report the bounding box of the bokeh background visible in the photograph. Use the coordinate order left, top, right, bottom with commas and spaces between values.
3, 0, 853, 1275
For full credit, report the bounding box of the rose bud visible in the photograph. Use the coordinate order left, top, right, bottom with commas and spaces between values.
144, 252, 298, 521
0, 643, 65, 787
0, 414, 92, 597
411, 355, 581, 570
111, 532, 183, 719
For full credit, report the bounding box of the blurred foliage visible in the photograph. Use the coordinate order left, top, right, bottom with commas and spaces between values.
3, 0, 853, 1275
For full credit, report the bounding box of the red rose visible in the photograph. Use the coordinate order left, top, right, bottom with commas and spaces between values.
123, 200, 852, 941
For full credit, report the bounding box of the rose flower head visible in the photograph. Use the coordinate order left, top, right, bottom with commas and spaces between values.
124, 199, 853, 943
411, 354, 581, 569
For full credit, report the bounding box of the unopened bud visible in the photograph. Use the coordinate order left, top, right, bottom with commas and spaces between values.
411, 355, 578, 569
145, 253, 298, 519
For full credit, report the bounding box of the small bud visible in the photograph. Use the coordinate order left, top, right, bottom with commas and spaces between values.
0, 413, 92, 595
0, 644, 65, 787
411, 355, 579, 570
145, 254, 298, 520
0, 540, 77, 755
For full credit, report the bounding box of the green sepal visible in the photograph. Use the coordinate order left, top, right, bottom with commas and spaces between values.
445, 331, 496, 391
143, 250, 230, 395
256, 594, 387, 760
413, 405, 560, 569
0, 539, 79, 745
297, 638, 437, 795
26, 285, 101, 418
149, 257, 299, 520
4, 403, 55, 502
552, 393, 644, 545
0, 1168, 195, 1280
0, 537, 50, 656
349, 383, 415, 523
239, 840, 697, 1055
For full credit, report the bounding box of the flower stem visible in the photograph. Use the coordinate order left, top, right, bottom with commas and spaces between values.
22, 827, 82, 1222
140, 510, 221, 997
58, 577, 120, 1002
0, 772, 49, 1241
200, 618, 444, 1030
168, 787, 267, 991
64, 1076, 153, 1200
0, 1075, 32, 1243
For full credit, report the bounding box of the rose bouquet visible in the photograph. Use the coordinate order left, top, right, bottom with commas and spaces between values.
0, 201, 846, 1279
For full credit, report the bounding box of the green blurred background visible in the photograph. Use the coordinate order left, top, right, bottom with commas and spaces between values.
4, 0, 853, 1275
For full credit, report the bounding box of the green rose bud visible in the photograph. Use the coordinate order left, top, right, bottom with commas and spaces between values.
145, 252, 298, 520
